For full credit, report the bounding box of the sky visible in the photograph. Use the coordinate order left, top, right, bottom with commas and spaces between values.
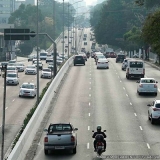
85, 0, 96, 6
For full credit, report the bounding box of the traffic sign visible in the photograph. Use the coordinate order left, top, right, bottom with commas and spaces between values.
4, 28, 30, 40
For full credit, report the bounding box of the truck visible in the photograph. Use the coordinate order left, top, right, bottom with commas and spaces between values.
44, 123, 78, 155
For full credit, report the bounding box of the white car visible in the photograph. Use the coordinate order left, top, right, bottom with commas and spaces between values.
95, 54, 106, 64
6, 72, 19, 85
25, 65, 37, 75
137, 78, 158, 96
41, 68, 52, 79
7, 66, 18, 74
19, 82, 37, 98
148, 100, 160, 124
97, 58, 109, 69
33, 61, 43, 70
16, 63, 25, 72
122, 58, 132, 71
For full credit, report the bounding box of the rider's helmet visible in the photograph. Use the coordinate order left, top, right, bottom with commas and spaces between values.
97, 125, 102, 132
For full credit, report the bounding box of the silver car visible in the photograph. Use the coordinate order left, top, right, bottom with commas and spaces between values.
16, 63, 25, 72
25, 65, 37, 75
19, 82, 37, 98
137, 78, 158, 96
41, 68, 52, 79
6, 73, 19, 85
148, 100, 160, 124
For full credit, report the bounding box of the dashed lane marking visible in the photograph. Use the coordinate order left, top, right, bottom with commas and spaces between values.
134, 113, 137, 116
123, 87, 125, 90
130, 102, 132, 105
89, 113, 90, 116
88, 126, 90, 130
87, 143, 90, 149
139, 126, 143, 130
126, 94, 128, 97
89, 94, 91, 97
89, 102, 91, 106
5, 107, 8, 110
147, 143, 150, 149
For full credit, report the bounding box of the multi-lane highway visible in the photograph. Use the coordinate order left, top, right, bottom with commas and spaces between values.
0, 28, 84, 158
25, 28, 160, 160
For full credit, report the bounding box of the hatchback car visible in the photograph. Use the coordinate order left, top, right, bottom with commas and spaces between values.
74, 55, 85, 66
33, 61, 43, 70
19, 82, 37, 98
41, 68, 52, 79
7, 66, 18, 74
122, 58, 132, 71
137, 78, 158, 96
97, 58, 109, 69
148, 100, 160, 124
6, 72, 19, 85
116, 54, 126, 63
25, 65, 37, 75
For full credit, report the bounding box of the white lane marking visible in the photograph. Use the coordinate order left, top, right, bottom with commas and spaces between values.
38, 142, 40, 146
5, 107, 8, 110
0, 125, 2, 127
126, 94, 128, 97
116, 73, 117, 74
139, 126, 143, 130
87, 143, 90, 149
89, 94, 91, 97
158, 88, 160, 92
32, 80, 34, 81
88, 126, 90, 130
147, 143, 150, 149
120, 80, 122, 82
12, 99, 15, 102
89, 88, 91, 90
90, 74, 91, 76
123, 87, 125, 90
89, 102, 91, 106
118, 76, 119, 78
90, 82, 91, 84
134, 113, 137, 116
130, 102, 132, 105
88, 113, 90, 116
90, 77, 91, 79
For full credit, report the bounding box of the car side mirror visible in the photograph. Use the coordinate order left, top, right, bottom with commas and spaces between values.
136, 80, 140, 83
103, 130, 106, 132
44, 129, 48, 132
147, 104, 151, 106
156, 81, 158, 83
74, 128, 78, 131
92, 130, 94, 132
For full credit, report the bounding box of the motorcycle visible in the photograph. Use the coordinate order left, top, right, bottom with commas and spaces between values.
92, 130, 106, 157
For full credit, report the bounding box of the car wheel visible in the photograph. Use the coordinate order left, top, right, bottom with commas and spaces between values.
108, 67, 109, 69
155, 93, 157, 96
122, 68, 123, 70
148, 112, 151, 120
138, 92, 141, 95
44, 149, 49, 155
84, 63, 85, 66
97, 67, 98, 69
151, 115, 155, 124
74, 63, 76, 66
19, 95, 21, 97
73, 147, 77, 154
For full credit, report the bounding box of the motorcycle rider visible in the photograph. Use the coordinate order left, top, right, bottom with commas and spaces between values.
92, 125, 106, 152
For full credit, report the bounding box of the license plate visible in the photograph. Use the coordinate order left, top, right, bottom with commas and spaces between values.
55, 146, 64, 149
77, 58, 81, 60
98, 146, 102, 149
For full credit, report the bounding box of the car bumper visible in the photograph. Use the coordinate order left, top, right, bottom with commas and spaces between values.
6, 81, 19, 85
97, 64, 109, 68
41, 75, 51, 78
44, 144, 76, 150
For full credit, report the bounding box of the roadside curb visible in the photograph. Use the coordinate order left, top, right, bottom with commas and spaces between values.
144, 60, 160, 71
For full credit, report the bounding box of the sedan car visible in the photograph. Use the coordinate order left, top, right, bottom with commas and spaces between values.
16, 63, 25, 72
97, 58, 109, 69
48, 63, 54, 70
25, 65, 37, 75
19, 82, 37, 98
137, 78, 158, 96
41, 68, 52, 79
148, 100, 160, 124
33, 61, 43, 70
7, 66, 18, 74
6, 72, 19, 85
46, 56, 53, 63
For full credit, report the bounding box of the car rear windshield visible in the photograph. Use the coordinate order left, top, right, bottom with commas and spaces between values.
155, 103, 160, 108
48, 124, 72, 132
75, 56, 83, 59
43, 69, 51, 72
7, 74, 17, 77
129, 62, 143, 68
40, 53, 47, 56
141, 79, 155, 83
118, 55, 125, 58
22, 84, 34, 89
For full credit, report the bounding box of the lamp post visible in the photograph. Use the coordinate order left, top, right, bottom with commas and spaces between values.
62, 0, 64, 61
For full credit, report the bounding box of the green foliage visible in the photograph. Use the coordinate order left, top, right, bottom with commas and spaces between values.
142, 10, 160, 55
135, 0, 160, 8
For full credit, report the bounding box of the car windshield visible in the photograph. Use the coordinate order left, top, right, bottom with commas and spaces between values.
155, 104, 160, 108
21, 84, 34, 89
17, 64, 23, 66
7, 74, 17, 77
141, 79, 155, 83
27, 66, 35, 68
34, 61, 42, 64
7, 67, 16, 70
118, 55, 125, 58
40, 53, 47, 56
98, 55, 105, 58
130, 62, 143, 68
43, 69, 51, 72
48, 124, 72, 132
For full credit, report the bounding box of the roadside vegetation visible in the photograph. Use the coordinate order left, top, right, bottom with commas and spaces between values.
90, 0, 160, 63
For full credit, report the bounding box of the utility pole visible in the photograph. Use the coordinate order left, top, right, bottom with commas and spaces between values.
68, 2, 70, 58
62, 0, 64, 61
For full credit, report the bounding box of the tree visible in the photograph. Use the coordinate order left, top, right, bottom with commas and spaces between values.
135, 0, 160, 8
142, 10, 160, 63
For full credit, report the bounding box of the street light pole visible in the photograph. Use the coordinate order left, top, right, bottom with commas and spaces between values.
62, 0, 64, 61
67, 2, 69, 58
36, 0, 39, 105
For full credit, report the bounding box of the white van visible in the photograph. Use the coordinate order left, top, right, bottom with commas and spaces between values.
39, 52, 48, 60
126, 60, 145, 79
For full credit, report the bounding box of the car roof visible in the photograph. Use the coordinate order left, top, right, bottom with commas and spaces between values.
140, 78, 155, 80
98, 58, 107, 61
22, 82, 35, 85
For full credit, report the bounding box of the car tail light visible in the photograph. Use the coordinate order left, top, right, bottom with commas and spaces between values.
139, 84, 143, 87
153, 107, 159, 111
71, 136, 75, 142
105, 62, 108, 63
154, 84, 157, 88
44, 137, 48, 142
143, 69, 145, 75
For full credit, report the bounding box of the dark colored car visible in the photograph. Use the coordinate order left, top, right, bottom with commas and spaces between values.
116, 54, 126, 63
109, 52, 116, 58
74, 55, 85, 66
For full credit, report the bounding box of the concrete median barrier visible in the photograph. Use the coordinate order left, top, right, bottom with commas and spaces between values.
7, 56, 73, 160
